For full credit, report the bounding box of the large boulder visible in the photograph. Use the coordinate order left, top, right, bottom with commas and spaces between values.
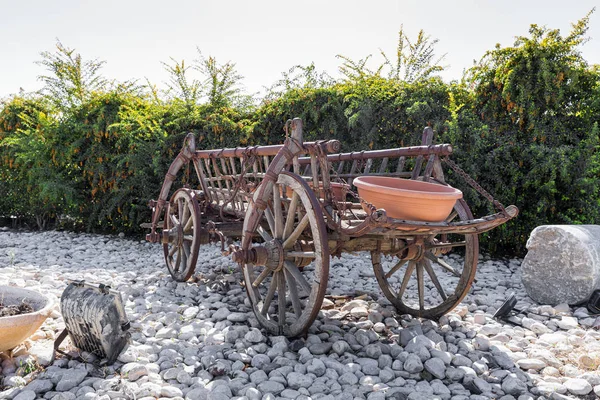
522, 225, 600, 305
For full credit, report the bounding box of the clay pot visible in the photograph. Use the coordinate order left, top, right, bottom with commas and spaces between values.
284, 181, 349, 202
0, 286, 54, 352
353, 176, 462, 222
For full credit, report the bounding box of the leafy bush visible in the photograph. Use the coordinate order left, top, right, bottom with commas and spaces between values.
1, 18, 599, 257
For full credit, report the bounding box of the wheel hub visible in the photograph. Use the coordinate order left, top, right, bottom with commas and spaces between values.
233, 239, 285, 271
162, 224, 184, 246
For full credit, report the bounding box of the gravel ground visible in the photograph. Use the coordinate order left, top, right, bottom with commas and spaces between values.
1, 228, 600, 400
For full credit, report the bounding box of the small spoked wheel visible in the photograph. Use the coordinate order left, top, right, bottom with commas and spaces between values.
372, 199, 479, 319
163, 188, 201, 282
238, 172, 329, 337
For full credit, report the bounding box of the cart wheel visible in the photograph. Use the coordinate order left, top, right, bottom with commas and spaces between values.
372, 199, 479, 319
163, 188, 201, 282
240, 172, 329, 337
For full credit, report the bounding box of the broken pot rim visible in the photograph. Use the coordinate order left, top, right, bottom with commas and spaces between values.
0, 285, 55, 322
353, 176, 463, 200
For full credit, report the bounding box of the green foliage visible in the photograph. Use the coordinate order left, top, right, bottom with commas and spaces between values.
37, 40, 107, 111
2, 17, 600, 257
0, 95, 76, 229
381, 25, 447, 82
467, 9, 598, 144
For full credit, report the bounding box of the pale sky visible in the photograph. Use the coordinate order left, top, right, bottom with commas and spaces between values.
1, 0, 599, 99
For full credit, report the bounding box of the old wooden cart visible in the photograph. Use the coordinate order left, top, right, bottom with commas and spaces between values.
146, 118, 518, 336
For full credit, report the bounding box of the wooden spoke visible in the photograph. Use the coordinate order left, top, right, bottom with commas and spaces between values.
286, 251, 316, 259
170, 214, 179, 226
181, 243, 188, 268
277, 271, 286, 326
285, 268, 303, 317
264, 207, 276, 236
283, 193, 299, 239
183, 242, 190, 260
384, 258, 408, 279
169, 244, 178, 257
282, 214, 309, 249
178, 198, 184, 222
173, 249, 181, 272
425, 241, 467, 250
284, 261, 312, 294
416, 261, 425, 312
423, 258, 447, 301
445, 210, 458, 223
252, 267, 271, 288
398, 261, 416, 298
273, 184, 284, 239
183, 214, 194, 232
425, 252, 461, 278
261, 274, 278, 315
257, 225, 272, 242
182, 202, 190, 227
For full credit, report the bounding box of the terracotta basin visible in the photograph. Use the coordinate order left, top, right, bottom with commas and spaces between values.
284, 181, 349, 202
353, 177, 462, 222
0, 286, 54, 352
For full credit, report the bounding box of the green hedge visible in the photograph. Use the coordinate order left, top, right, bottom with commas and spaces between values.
1, 18, 599, 257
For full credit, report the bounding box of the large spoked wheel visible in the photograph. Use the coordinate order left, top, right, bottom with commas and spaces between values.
372, 198, 479, 319
163, 188, 202, 282
240, 172, 329, 337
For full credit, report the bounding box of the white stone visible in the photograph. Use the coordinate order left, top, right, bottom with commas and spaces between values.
516, 358, 546, 370
522, 225, 600, 304
564, 378, 593, 395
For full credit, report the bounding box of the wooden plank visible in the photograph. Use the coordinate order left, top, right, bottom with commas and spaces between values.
396, 156, 406, 173
378, 157, 389, 173
364, 158, 373, 174
423, 154, 436, 181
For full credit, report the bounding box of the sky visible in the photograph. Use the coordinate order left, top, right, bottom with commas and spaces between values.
1, 0, 599, 99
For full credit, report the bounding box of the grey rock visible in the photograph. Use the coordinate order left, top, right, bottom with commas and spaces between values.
13, 391, 36, 400
257, 380, 285, 394
405, 335, 435, 353
245, 387, 262, 400
287, 372, 314, 389
227, 312, 248, 322
424, 358, 446, 379
403, 354, 423, 374
502, 377, 527, 396
309, 342, 332, 355
332, 341, 350, 356
365, 344, 383, 359
55, 369, 88, 391
338, 372, 359, 385
356, 358, 379, 375
399, 325, 423, 346
245, 328, 265, 343
185, 387, 210, 400
24, 379, 54, 394
249, 370, 269, 384
522, 225, 600, 304
306, 358, 326, 376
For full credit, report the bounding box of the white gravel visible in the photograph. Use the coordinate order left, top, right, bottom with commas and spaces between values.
2, 228, 600, 400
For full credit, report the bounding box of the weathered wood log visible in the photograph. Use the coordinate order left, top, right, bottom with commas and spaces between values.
522, 225, 600, 305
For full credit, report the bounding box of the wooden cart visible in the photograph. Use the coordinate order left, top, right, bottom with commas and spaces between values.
146, 118, 518, 336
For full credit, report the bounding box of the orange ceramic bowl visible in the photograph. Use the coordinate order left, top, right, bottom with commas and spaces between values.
353, 177, 462, 222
